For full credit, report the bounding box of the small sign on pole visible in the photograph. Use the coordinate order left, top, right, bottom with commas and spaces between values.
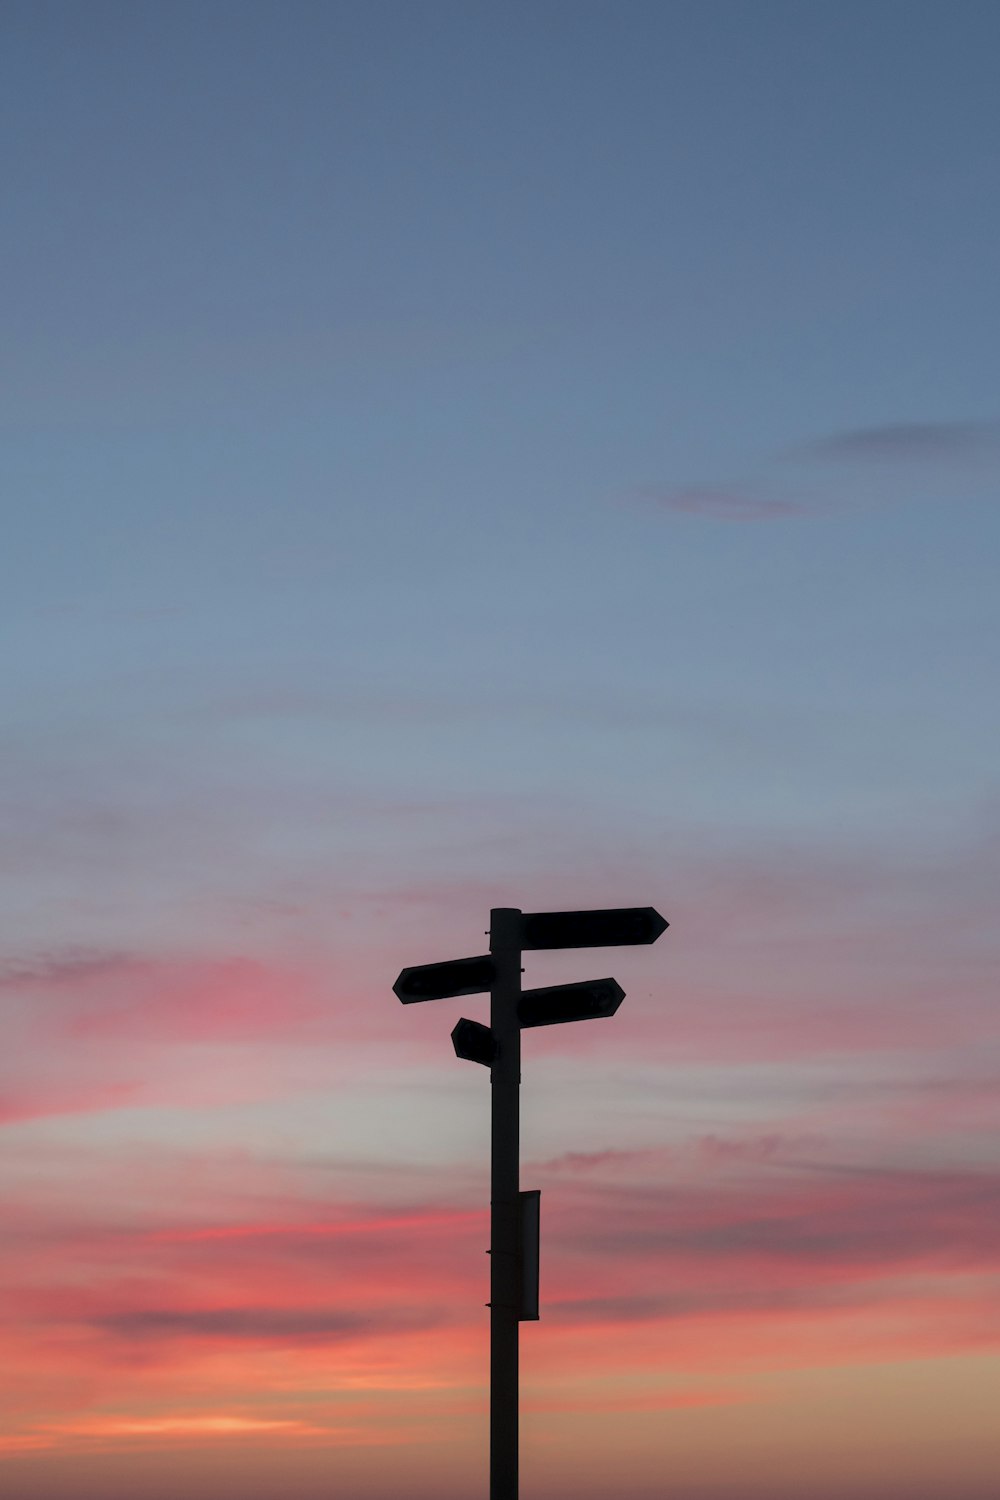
518, 1190, 540, 1322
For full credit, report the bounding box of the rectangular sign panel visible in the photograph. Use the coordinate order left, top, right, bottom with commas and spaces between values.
394, 954, 496, 1003
519, 1190, 540, 1322
520, 906, 668, 951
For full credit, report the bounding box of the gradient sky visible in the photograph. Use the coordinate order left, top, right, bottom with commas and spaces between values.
2, 3, 1000, 1498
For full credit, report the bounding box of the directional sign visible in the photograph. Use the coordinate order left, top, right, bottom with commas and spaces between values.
394, 954, 495, 1004
520, 906, 668, 951
518, 977, 625, 1029
452, 1017, 496, 1067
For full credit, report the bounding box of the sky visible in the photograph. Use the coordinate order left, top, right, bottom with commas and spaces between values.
2, 2, 999, 1497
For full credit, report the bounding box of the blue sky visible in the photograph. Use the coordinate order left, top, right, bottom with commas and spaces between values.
2, 5, 999, 1497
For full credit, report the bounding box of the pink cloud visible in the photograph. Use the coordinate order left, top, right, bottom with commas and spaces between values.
21, 953, 322, 1043
6, 1146, 999, 1361
641, 484, 810, 521
144, 1207, 482, 1244
3, 1128, 999, 1478
1, 828, 997, 1470
546, 1160, 1000, 1302
0, 949, 351, 1124
0, 1080, 145, 1126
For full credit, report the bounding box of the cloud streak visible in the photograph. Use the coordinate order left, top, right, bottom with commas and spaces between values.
0, 949, 139, 990
796, 419, 1000, 464
642, 485, 811, 522
96, 1305, 444, 1343
644, 414, 1000, 520
6, 1146, 999, 1352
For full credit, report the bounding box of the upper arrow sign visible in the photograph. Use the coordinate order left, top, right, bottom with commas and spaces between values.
518, 977, 625, 1029
520, 906, 668, 951
394, 954, 496, 1004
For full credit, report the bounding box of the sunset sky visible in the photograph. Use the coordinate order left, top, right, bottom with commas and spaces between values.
2, 3, 1000, 1497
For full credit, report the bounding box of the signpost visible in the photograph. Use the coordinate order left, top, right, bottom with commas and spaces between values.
394, 905, 668, 1500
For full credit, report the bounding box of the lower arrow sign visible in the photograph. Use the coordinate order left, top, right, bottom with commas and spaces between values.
518, 978, 625, 1029
451, 1017, 496, 1066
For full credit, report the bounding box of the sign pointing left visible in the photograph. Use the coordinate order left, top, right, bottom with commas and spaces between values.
394, 954, 496, 1003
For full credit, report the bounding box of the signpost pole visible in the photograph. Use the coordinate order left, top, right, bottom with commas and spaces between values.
489, 907, 521, 1500
394, 902, 668, 1500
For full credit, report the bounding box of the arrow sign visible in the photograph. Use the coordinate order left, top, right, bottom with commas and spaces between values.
520, 906, 668, 951
518, 977, 625, 1029
394, 954, 496, 1004
452, 1017, 496, 1067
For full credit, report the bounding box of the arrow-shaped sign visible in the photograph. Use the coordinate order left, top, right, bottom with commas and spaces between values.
520, 906, 667, 951
451, 1017, 496, 1066
394, 954, 496, 1004
518, 977, 625, 1029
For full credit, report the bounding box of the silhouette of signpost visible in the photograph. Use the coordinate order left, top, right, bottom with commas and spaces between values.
394, 904, 668, 1500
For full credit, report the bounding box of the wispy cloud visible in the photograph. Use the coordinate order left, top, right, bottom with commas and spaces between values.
641, 485, 811, 522
561, 1161, 1000, 1282
0, 949, 339, 1127
48, 1414, 327, 1438
0, 1413, 385, 1454
796, 419, 1000, 464
8, 1145, 1000, 1347
96, 1305, 443, 1343
1, 948, 323, 1046
0, 948, 138, 990
642, 414, 1000, 520
3, 1128, 999, 1466
0, 1081, 145, 1127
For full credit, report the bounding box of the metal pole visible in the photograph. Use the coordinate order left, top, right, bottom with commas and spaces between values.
489, 907, 521, 1500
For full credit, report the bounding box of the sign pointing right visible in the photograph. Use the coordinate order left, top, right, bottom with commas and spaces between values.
520, 905, 667, 951
518, 977, 625, 1029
